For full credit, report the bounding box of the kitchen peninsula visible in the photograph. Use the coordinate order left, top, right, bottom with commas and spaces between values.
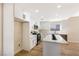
43, 34, 68, 56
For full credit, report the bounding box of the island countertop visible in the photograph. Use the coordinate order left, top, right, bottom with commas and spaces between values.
43, 34, 68, 44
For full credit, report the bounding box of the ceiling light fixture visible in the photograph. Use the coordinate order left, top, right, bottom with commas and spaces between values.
57, 5, 62, 8
35, 9, 39, 13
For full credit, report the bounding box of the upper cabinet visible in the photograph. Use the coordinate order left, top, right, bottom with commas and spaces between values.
40, 21, 50, 30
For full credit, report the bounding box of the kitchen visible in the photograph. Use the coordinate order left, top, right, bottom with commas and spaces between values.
1, 3, 79, 56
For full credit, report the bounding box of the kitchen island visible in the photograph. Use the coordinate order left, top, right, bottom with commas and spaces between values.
43, 34, 68, 56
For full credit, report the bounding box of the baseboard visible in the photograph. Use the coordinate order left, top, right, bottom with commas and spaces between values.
68, 41, 79, 43
15, 49, 29, 56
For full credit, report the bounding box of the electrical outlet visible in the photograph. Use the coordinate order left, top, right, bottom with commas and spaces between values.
18, 44, 20, 47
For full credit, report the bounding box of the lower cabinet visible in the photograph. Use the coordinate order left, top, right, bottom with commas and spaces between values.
31, 35, 37, 49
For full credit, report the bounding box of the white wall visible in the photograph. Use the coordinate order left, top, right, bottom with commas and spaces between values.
57, 20, 68, 34
3, 4, 14, 56
67, 17, 79, 43
40, 21, 68, 33
0, 4, 2, 56
40, 20, 68, 40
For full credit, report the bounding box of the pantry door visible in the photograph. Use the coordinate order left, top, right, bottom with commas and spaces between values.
14, 21, 23, 54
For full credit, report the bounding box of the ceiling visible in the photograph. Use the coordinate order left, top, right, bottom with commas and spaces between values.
15, 3, 79, 21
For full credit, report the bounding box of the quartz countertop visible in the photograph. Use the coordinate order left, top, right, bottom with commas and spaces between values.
43, 34, 68, 44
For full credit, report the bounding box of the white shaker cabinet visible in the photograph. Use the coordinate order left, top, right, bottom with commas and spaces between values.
30, 35, 37, 49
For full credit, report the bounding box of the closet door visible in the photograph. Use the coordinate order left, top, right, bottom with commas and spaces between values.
0, 4, 2, 55
14, 21, 23, 54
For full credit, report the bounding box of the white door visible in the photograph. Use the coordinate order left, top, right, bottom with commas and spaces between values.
14, 21, 23, 54
0, 4, 2, 56
22, 22, 30, 50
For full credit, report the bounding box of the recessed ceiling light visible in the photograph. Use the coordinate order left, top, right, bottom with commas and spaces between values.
57, 5, 62, 8
35, 9, 39, 13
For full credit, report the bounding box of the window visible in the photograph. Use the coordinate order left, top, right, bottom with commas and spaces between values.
50, 24, 60, 31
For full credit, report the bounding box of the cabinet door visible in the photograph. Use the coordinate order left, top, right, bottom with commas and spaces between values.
31, 35, 37, 48
33, 35, 37, 45
40, 21, 50, 30
14, 21, 22, 54
22, 22, 30, 50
